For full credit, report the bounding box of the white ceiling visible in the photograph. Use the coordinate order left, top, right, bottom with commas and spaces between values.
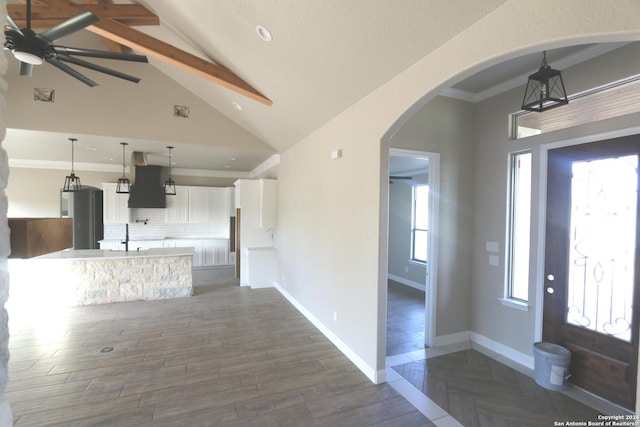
2, 1, 630, 176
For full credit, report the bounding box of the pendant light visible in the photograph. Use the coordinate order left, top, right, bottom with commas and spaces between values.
521, 51, 569, 112
62, 137, 82, 192
116, 142, 131, 193
164, 146, 177, 195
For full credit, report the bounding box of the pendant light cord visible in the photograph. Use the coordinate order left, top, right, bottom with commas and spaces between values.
69, 138, 77, 174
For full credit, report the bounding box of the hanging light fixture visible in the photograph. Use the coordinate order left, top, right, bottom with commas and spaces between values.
521, 51, 569, 112
62, 137, 82, 192
164, 146, 177, 195
116, 142, 131, 193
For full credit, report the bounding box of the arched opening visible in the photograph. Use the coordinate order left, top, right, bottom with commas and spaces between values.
379, 39, 640, 417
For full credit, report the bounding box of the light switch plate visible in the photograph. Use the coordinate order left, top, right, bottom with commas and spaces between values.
486, 241, 499, 253
489, 255, 499, 266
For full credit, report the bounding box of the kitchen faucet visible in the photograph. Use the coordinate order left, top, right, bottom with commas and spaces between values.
122, 223, 129, 252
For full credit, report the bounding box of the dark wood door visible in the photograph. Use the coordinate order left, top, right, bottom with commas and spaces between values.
543, 135, 640, 410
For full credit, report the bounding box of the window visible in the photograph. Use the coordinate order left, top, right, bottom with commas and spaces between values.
411, 184, 429, 263
506, 151, 532, 302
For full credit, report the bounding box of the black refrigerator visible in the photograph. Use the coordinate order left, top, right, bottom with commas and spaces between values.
60, 186, 104, 249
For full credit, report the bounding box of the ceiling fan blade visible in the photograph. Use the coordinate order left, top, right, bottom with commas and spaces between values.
56, 54, 141, 84
54, 46, 148, 63
5, 14, 22, 34
19, 62, 33, 76
40, 11, 99, 42
46, 58, 97, 87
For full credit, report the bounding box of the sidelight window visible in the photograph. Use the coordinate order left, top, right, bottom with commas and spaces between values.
506, 151, 532, 302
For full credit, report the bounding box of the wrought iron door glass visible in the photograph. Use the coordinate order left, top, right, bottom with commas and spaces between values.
567, 155, 637, 342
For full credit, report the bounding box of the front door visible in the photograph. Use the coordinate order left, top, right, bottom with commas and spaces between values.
543, 135, 640, 410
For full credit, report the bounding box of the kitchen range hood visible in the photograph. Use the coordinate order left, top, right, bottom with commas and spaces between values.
128, 163, 167, 209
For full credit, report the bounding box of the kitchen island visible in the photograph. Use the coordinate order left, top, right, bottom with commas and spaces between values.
32, 248, 194, 306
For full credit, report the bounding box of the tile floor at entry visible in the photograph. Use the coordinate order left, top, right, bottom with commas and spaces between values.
6, 267, 430, 426
385, 280, 632, 426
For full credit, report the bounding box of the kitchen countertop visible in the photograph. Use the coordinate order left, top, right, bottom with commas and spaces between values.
99, 237, 229, 242
34, 247, 195, 261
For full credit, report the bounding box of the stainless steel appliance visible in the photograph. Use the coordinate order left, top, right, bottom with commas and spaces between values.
60, 186, 104, 249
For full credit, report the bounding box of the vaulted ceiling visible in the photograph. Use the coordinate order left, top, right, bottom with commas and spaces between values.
2, 1, 627, 176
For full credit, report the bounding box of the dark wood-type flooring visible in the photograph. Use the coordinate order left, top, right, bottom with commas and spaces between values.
386, 280, 425, 356
6, 272, 431, 426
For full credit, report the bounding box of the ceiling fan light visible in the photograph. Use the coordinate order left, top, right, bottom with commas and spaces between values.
13, 50, 43, 65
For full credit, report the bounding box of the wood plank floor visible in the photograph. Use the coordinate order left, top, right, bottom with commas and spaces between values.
6, 268, 432, 426
386, 280, 425, 356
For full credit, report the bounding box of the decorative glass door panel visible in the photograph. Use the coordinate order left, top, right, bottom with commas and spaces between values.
543, 135, 640, 410
567, 155, 637, 342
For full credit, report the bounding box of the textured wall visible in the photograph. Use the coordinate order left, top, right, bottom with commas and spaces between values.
0, 0, 13, 423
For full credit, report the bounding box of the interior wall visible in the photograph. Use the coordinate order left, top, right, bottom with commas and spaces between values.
388, 180, 426, 287
275, 0, 640, 380
390, 96, 475, 337
470, 42, 640, 357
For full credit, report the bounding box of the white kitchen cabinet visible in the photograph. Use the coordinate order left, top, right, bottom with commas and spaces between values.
188, 187, 229, 227
202, 240, 229, 265
165, 186, 189, 223
102, 183, 130, 224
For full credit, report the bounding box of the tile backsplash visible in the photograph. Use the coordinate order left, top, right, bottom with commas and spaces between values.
103, 208, 229, 240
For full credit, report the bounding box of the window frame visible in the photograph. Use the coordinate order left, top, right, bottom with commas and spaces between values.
503, 150, 532, 309
410, 184, 428, 264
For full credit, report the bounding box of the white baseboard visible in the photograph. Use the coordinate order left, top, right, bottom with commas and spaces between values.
388, 274, 426, 292
470, 332, 535, 369
432, 330, 534, 370
434, 331, 471, 347
274, 283, 383, 384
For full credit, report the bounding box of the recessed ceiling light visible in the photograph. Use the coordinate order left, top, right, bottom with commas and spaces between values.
256, 24, 273, 43
232, 102, 243, 111
229, 157, 236, 161
86, 147, 97, 151
224, 165, 231, 169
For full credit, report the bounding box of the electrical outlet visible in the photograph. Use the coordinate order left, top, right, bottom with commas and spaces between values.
405, 266, 409, 273
333, 311, 338, 322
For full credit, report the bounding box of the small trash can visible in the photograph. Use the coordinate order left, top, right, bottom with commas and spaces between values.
533, 342, 571, 391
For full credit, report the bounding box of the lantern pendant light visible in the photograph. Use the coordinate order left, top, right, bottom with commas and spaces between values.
116, 142, 131, 193
521, 51, 569, 112
164, 146, 177, 195
62, 137, 82, 192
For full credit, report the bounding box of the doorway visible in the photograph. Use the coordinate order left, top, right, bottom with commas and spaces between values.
543, 135, 640, 410
386, 149, 439, 356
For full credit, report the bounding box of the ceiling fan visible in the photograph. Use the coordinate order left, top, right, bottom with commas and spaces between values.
4, 0, 148, 87
389, 175, 413, 184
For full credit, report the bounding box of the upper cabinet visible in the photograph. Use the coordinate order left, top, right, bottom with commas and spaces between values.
102, 183, 130, 224
235, 179, 277, 229
188, 187, 229, 225
165, 187, 189, 224
165, 186, 229, 231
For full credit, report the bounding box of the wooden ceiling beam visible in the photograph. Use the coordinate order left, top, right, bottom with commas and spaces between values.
7, 4, 160, 28
78, 0, 125, 53
32, 0, 273, 106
